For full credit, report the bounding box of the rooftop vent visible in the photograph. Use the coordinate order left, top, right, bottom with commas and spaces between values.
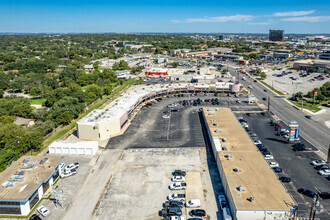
222, 137, 227, 142
213, 123, 218, 126
21, 160, 37, 169
236, 186, 246, 192
222, 146, 228, 151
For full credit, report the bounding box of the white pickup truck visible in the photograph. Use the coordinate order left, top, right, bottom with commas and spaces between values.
168, 193, 185, 202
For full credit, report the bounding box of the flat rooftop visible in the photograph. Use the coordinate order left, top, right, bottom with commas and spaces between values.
0, 155, 63, 200
203, 108, 296, 211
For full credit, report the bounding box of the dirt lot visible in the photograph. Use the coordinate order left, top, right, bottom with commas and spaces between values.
94, 148, 222, 220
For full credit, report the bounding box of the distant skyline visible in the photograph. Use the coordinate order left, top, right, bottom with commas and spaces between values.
0, 0, 329, 34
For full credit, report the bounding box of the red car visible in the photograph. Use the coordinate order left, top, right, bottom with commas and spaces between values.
146, 103, 152, 106
275, 125, 284, 129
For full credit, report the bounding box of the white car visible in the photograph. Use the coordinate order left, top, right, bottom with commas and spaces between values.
248, 85, 252, 89
318, 169, 330, 176
61, 170, 77, 178
169, 182, 186, 190
168, 193, 185, 202
37, 206, 50, 217
269, 162, 279, 168
167, 217, 185, 220
311, 160, 326, 166
236, 99, 241, 104
64, 162, 79, 172
186, 199, 201, 208
162, 115, 170, 119
253, 140, 262, 145
264, 155, 274, 160
171, 176, 185, 182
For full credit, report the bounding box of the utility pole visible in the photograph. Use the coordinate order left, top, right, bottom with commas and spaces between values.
267, 94, 270, 112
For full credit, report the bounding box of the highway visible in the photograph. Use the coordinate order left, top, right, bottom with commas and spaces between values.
228, 66, 330, 157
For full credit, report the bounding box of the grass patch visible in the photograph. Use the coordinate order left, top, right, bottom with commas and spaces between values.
41, 78, 140, 148
257, 79, 285, 95
288, 99, 324, 112
30, 98, 47, 105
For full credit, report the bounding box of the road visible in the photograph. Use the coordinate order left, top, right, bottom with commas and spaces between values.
228, 66, 330, 157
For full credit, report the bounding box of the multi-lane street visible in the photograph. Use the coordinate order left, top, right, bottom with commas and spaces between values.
229, 66, 330, 158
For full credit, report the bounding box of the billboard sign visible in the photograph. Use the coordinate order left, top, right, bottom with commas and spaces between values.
295, 129, 299, 140
314, 91, 318, 98
289, 121, 299, 142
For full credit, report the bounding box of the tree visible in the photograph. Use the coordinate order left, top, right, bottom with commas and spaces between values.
93, 61, 99, 69
260, 72, 267, 79
170, 62, 179, 68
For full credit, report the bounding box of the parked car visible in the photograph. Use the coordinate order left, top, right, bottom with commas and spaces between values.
318, 169, 330, 176
172, 170, 186, 176
249, 133, 257, 137
171, 109, 179, 112
161, 208, 182, 217
297, 188, 316, 198
264, 155, 274, 160
164, 200, 184, 208
168, 193, 186, 202
189, 209, 206, 217
253, 140, 262, 145
187, 218, 203, 220
272, 167, 283, 173
164, 217, 185, 220
218, 194, 232, 220
29, 214, 42, 220
279, 177, 291, 183
37, 206, 50, 217
163, 110, 170, 114
64, 162, 79, 172
262, 97, 267, 101
314, 164, 329, 170
163, 115, 170, 119
269, 162, 279, 168
171, 176, 186, 182
311, 159, 326, 166
60, 169, 77, 178
186, 199, 201, 208
170, 182, 187, 190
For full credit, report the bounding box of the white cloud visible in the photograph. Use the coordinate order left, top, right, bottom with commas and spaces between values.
281, 16, 330, 22
171, 19, 181, 23
186, 14, 255, 23
273, 10, 315, 17
248, 22, 270, 25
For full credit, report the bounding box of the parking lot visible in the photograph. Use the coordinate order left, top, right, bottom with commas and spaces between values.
236, 112, 330, 219
29, 155, 93, 220
108, 94, 263, 150
264, 68, 330, 95
94, 148, 222, 220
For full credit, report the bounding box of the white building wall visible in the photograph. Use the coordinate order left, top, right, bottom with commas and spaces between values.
49, 140, 98, 155
20, 200, 30, 216
236, 210, 291, 220
37, 186, 44, 200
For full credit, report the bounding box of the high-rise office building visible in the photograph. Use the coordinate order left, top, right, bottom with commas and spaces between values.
269, 29, 284, 41
218, 35, 224, 40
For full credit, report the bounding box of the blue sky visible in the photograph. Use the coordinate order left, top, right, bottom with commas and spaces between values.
0, 0, 329, 33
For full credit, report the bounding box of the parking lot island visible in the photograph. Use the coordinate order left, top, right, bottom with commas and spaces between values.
201, 108, 297, 220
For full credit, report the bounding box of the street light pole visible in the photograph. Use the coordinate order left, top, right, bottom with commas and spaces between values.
268, 94, 270, 112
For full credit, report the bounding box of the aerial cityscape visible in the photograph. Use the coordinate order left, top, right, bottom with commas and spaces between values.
0, 1, 329, 220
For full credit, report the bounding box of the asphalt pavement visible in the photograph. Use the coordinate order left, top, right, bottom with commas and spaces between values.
238, 112, 330, 219
229, 67, 330, 158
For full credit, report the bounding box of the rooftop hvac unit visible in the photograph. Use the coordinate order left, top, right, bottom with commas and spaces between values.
236, 186, 246, 192
233, 168, 242, 172
214, 129, 222, 133
9, 175, 24, 182
14, 170, 25, 176
247, 197, 254, 202
224, 154, 232, 159
40, 158, 48, 165
23, 157, 31, 163
1, 181, 16, 188
213, 123, 218, 126
222, 146, 228, 151
222, 137, 227, 142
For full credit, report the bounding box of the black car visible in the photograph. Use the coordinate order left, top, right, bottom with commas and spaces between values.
29, 214, 42, 220
293, 146, 307, 151
264, 89, 267, 92
246, 113, 251, 116
279, 177, 291, 183
262, 97, 267, 101
164, 200, 184, 208
314, 164, 329, 170
273, 167, 283, 173
161, 208, 182, 217
189, 209, 206, 217
171, 109, 179, 112
260, 112, 266, 116
326, 175, 330, 181
172, 170, 186, 176
239, 119, 247, 123
187, 218, 203, 220
297, 188, 316, 198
